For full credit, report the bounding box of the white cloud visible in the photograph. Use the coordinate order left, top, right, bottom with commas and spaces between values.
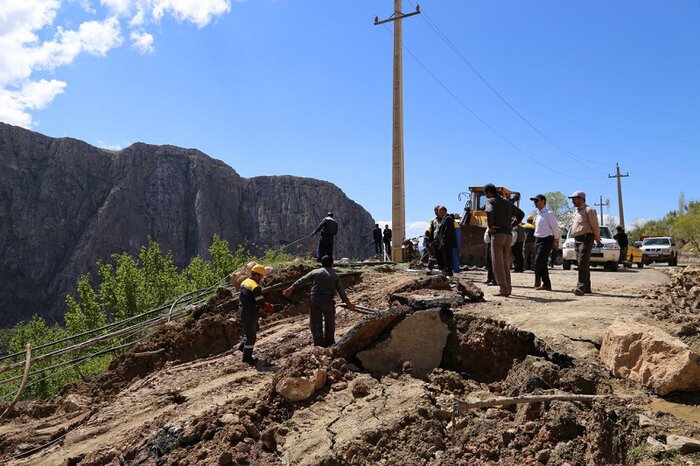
0, 0, 232, 127
96, 139, 124, 150
130, 30, 153, 53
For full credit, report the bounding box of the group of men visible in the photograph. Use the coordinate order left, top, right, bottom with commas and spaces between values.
483, 184, 602, 297
372, 224, 393, 258
424, 205, 458, 276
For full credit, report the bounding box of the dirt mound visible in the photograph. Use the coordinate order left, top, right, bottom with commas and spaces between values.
644, 266, 700, 347
67, 312, 240, 400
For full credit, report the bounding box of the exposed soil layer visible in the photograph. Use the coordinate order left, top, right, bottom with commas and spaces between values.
3, 267, 700, 465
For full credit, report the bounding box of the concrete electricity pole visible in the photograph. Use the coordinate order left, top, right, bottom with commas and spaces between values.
594, 195, 606, 226
608, 163, 629, 230
375, 1, 420, 261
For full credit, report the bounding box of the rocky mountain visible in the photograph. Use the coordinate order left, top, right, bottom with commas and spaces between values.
0, 123, 375, 327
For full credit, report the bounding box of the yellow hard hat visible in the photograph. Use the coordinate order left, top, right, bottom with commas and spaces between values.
251, 264, 266, 276
527, 215, 534, 221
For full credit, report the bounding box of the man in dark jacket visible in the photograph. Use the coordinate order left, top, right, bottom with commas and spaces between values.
372, 224, 383, 256
614, 226, 629, 266
485, 184, 524, 297
436, 206, 457, 277
383, 225, 392, 258
313, 212, 338, 261
283, 255, 355, 347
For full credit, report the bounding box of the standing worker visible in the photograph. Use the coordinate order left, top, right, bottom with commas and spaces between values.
530, 194, 560, 291
614, 226, 629, 267
568, 191, 602, 296
383, 224, 392, 259
522, 216, 536, 270
511, 220, 526, 273
283, 256, 355, 347
313, 212, 338, 261
238, 264, 274, 365
372, 224, 383, 257
436, 206, 456, 277
485, 184, 524, 297
426, 206, 441, 269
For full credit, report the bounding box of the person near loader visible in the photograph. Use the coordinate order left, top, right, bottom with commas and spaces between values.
511, 220, 526, 273
436, 206, 457, 277
569, 191, 602, 296
372, 223, 383, 256
283, 255, 355, 347
522, 215, 536, 270
485, 184, 524, 297
313, 212, 338, 261
238, 264, 275, 365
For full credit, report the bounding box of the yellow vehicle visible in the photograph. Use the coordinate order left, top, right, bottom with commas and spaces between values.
460, 186, 521, 266
624, 241, 645, 268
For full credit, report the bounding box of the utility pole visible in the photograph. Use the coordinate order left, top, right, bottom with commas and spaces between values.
375, 1, 420, 262
595, 195, 606, 226
608, 163, 629, 230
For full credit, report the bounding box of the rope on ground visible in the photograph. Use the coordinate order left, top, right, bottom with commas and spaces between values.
0, 343, 32, 421
279, 233, 316, 251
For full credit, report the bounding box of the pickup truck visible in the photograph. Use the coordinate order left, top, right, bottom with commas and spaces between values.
640, 237, 678, 266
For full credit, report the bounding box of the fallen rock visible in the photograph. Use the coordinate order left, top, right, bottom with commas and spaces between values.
331, 382, 348, 391
351, 379, 371, 398
63, 394, 90, 413
666, 434, 700, 454
599, 320, 700, 395
455, 278, 485, 302
357, 308, 450, 378
646, 436, 665, 451
275, 369, 327, 401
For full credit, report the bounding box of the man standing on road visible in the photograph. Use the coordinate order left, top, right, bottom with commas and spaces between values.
531, 194, 560, 291
383, 224, 392, 258
436, 206, 457, 277
522, 215, 536, 270
372, 223, 383, 257
283, 256, 355, 347
427, 206, 441, 269
568, 191, 602, 296
511, 220, 526, 273
614, 226, 629, 267
485, 184, 524, 297
313, 212, 338, 261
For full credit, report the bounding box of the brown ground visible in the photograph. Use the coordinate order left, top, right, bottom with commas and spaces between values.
1, 263, 699, 465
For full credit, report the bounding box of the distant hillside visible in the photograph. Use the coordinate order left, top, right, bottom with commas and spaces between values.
0, 123, 374, 326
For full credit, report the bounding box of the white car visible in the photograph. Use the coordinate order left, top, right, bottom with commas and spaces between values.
640, 237, 678, 266
562, 226, 621, 272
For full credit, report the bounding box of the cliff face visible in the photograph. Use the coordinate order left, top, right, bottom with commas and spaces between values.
0, 123, 375, 326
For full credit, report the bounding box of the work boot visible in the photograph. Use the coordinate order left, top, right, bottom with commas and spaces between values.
242, 348, 257, 365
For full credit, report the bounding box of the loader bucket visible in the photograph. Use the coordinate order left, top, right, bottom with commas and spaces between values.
460, 223, 487, 267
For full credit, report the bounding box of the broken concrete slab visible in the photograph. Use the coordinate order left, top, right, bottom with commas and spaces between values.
455, 278, 485, 302
335, 307, 407, 359
389, 291, 465, 310
357, 309, 451, 378
599, 320, 700, 395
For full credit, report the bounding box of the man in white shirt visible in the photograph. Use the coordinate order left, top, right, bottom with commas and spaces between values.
530, 194, 560, 291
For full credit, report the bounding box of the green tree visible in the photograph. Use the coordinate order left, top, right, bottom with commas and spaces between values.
65, 274, 105, 335
529, 191, 574, 227
674, 211, 700, 251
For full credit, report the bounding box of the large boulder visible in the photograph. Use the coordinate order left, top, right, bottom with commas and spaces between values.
357, 309, 450, 378
275, 369, 327, 401
599, 320, 700, 395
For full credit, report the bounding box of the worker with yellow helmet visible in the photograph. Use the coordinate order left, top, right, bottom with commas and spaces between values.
522, 215, 536, 270
238, 264, 273, 365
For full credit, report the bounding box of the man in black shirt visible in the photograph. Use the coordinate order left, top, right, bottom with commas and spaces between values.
313, 212, 338, 261
614, 226, 629, 266
372, 224, 383, 256
436, 206, 457, 277
383, 225, 392, 258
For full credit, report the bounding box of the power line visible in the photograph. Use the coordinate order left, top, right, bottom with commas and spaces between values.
380, 24, 601, 181
407, 0, 605, 175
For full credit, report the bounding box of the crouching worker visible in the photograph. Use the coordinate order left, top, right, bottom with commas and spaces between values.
238, 264, 274, 365
283, 255, 355, 347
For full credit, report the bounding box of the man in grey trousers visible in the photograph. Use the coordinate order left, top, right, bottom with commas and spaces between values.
485, 183, 524, 297
283, 255, 355, 347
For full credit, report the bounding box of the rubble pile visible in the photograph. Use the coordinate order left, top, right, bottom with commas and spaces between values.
644, 266, 700, 342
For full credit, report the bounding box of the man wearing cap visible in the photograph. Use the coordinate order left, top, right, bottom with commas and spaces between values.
568, 191, 602, 296
238, 264, 275, 364
522, 215, 536, 270
485, 183, 524, 297
530, 194, 560, 291
283, 255, 355, 347
313, 212, 338, 261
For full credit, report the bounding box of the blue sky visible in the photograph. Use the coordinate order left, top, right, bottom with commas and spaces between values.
2, 0, 699, 239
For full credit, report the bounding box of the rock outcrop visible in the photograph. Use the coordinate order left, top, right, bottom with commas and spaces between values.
0, 123, 374, 326
599, 320, 700, 395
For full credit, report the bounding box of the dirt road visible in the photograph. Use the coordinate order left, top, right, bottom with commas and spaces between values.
456, 265, 670, 360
